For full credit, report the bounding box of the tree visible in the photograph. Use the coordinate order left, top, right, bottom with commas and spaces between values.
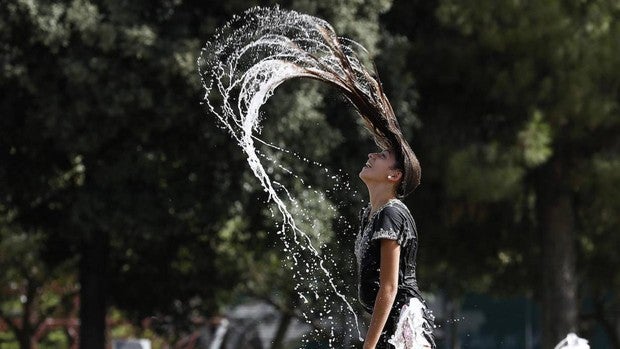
0, 0, 256, 346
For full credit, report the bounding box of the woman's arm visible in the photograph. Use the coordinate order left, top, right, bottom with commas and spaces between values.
364, 239, 400, 349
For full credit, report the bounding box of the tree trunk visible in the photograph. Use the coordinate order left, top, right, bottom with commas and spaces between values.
79, 231, 109, 349
17, 278, 36, 349
537, 159, 577, 349
17, 332, 32, 349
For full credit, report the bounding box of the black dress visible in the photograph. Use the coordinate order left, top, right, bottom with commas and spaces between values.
355, 199, 436, 348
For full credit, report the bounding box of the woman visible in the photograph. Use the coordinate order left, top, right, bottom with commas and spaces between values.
355, 148, 435, 349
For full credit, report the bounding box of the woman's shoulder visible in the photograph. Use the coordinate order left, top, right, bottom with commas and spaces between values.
381, 199, 411, 216
379, 200, 417, 231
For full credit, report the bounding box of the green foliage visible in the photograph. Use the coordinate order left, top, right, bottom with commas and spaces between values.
518, 110, 553, 168
1, 0, 255, 330
445, 142, 524, 202
0, 224, 78, 348
578, 155, 620, 287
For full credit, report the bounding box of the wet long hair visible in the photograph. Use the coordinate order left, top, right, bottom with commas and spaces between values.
302, 27, 422, 198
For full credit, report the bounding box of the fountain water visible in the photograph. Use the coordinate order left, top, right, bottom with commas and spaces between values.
554, 333, 590, 349
208, 318, 229, 349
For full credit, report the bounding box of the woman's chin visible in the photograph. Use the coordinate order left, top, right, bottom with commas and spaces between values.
359, 168, 371, 181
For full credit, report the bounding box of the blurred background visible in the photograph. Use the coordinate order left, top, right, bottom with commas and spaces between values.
1, 0, 619, 348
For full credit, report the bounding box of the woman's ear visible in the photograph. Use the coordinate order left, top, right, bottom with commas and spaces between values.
388, 170, 403, 183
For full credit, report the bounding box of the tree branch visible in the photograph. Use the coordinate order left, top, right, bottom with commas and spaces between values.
34, 290, 79, 330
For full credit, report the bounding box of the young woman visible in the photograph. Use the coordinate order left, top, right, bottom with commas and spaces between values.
355, 148, 435, 349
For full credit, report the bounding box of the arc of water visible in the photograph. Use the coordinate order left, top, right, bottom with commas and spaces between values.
238, 65, 363, 338
204, 55, 363, 339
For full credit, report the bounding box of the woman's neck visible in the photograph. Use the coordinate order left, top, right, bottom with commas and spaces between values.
367, 184, 397, 214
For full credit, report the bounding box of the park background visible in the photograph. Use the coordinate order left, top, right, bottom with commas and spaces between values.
1, 0, 619, 348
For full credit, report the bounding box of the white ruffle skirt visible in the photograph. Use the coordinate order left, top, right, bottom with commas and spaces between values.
388, 298, 434, 349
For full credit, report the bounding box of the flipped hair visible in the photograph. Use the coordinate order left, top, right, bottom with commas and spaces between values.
289, 24, 422, 196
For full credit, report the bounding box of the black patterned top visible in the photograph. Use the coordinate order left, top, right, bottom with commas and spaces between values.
354, 198, 423, 312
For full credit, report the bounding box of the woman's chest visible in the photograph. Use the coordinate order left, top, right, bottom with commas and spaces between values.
354, 216, 377, 264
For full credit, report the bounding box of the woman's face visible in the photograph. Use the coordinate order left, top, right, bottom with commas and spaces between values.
359, 149, 400, 184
